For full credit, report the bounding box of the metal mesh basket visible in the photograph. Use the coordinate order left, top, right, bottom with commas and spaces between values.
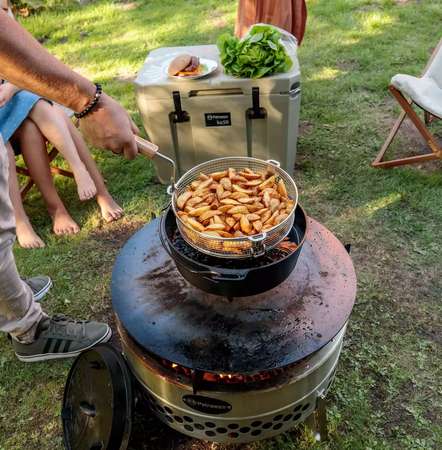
171, 157, 298, 259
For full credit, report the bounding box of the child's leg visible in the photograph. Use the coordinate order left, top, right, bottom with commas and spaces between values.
5, 141, 46, 248
56, 107, 124, 222
26, 100, 97, 201
13, 119, 80, 236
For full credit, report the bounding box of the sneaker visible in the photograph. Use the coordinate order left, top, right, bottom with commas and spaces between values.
12, 314, 112, 362
20, 275, 52, 301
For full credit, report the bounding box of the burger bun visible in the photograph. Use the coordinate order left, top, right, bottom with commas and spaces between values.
168, 54, 192, 75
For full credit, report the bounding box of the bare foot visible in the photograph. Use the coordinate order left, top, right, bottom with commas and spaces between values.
50, 207, 80, 235
74, 167, 97, 201
16, 217, 46, 249
97, 194, 124, 222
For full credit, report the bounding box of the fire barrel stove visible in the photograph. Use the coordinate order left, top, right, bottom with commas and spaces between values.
61, 206, 356, 449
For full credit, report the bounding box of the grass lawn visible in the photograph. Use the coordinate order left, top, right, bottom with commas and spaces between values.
1, 0, 442, 449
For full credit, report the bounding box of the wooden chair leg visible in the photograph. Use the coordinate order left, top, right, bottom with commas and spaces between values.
47, 147, 74, 178
20, 178, 35, 199
372, 87, 442, 168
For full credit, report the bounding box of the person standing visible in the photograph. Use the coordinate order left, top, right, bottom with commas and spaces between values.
0, 7, 138, 361
235, 0, 307, 45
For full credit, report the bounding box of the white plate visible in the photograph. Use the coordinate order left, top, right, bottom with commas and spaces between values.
164, 58, 218, 80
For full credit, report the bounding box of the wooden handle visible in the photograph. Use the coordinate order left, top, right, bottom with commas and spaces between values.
136, 136, 159, 159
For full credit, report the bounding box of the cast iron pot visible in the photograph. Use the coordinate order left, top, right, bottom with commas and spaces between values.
159, 204, 308, 297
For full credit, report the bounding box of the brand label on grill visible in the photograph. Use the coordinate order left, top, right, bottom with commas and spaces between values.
182, 395, 232, 414
205, 113, 231, 127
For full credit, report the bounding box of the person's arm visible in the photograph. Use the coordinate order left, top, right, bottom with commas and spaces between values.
0, 82, 22, 108
0, 10, 139, 158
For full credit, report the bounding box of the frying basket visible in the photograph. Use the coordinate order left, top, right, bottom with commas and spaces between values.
171, 157, 298, 259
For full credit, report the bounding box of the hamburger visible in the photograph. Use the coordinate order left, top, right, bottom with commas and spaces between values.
168, 54, 202, 77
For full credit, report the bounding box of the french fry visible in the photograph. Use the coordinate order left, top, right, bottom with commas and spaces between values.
252, 187, 260, 197
253, 220, 263, 232
278, 202, 286, 211
232, 185, 253, 195
204, 231, 221, 237
192, 202, 210, 209
244, 168, 254, 174
255, 208, 269, 215
237, 197, 255, 204
177, 211, 188, 218
186, 197, 202, 208
228, 167, 236, 179
239, 171, 261, 180
191, 181, 201, 190
219, 205, 234, 213
210, 171, 228, 181
277, 179, 288, 198
259, 188, 277, 197
286, 200, 295, 213
220, 191, 232, 200
254, 201, 264, 209
227, 206, 250, 215
229, 192, 248, 199
218, 231, 234, 238
200, 173, 209, 181
232, 214, 243, 221
216, 184, 224, 199
210, 182, 219, 192
199, 210, 223, 222
202, 193, 215, 204
231, 175, 248, 183
273, 193, 282, 200
177, 191, 193, 210
187, 218, 205, 232
262, 191, 271, 208
245, 179, 262, 187
189, 206, 212, 217
267, 210, 280, 226
225, 217, 236, 229
270, 198, 281, 212
220, 177, 232, 191
247, 205, 260, 213
259, 171, 266, 181
261, 224, 274, 232
261, 210, 272, 223
245, 214, 261, 222
194, 188, 211, 198
274, 213, 289, 225
234, 230, 245, 237
220, 198, 241, 206
211, 199, 220, 210
206, 224, 225, 231
198, 177, 214, 191
214, 215, 225, 225
185, 186, 192, 192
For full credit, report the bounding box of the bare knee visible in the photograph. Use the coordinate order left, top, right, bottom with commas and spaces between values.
13, 118, 40, 140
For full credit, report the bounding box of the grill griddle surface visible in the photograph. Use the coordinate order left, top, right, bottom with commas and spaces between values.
111, 217, 356, 374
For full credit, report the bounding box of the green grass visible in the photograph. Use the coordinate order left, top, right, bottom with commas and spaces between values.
1, 0, 442, 449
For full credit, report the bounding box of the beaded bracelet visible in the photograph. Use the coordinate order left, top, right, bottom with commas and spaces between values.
74, 82, 102, 119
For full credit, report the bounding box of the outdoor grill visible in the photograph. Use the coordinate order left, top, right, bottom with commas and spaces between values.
61, 203, 356, 449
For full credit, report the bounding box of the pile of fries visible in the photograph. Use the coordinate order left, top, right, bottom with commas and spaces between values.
175, 167, 295, 239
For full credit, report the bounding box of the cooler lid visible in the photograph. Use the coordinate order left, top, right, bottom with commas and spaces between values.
135, 45, 300, 99
62, 343, 133, 450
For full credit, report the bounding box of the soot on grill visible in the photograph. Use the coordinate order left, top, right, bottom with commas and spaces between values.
170, 229, 298, 269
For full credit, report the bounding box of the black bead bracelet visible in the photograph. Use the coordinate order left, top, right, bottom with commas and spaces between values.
74, 82, 102, 119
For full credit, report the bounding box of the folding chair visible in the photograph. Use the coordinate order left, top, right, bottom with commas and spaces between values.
16, 105, 77, 199
372, 38, 442, 168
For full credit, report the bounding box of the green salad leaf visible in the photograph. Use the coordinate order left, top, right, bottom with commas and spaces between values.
217, 25, 293, 78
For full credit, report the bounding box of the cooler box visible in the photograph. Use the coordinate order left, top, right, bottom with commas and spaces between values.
135, 45, 301, 185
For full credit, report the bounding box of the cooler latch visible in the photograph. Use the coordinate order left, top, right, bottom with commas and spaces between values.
172, 91, 190, 123
249, 87, 266, 119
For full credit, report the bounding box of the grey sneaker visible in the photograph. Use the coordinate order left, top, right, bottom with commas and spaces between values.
20, 275, 52, 301
12, 314, 112, 362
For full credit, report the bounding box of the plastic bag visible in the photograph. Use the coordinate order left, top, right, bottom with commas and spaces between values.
245, 23, 298, 60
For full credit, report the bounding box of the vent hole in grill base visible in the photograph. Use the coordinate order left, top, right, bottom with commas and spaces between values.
157, 406, 165, 414
273, 414, 283, 422
205, 422, 216, 429
174, 416, 183, 423
262, 422, 272, 429
273, 423, 283, 431
251, 421, 262, 427
293, 404, 302, 412
284, 414, 293, 421
194, 424, 205, 431
183, 416, 193, 423
251, 430, 262, 437
302, 403, 310, 411
239, 427, 251, 434
228, 433, 239, 439
216, 428, 228, 434
164, 406, 173, 415
293, 413, 302, 421
205, 431, 216, 438
228, 424, 239, 430
184, 425, 194, 432
165, 416, 173, 423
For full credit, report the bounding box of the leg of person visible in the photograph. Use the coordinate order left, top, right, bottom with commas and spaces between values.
0, 135, 44, 343
5, 141, 46, 248
1, 137, 111, 362
57, 107, 124, 222
13, 119, 80, 236
26, 100, 97, 201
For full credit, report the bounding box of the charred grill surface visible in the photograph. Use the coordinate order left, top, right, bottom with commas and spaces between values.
111, 217, 356, 374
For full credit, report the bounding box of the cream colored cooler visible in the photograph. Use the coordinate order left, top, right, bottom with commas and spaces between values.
135, 45, 301, 185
